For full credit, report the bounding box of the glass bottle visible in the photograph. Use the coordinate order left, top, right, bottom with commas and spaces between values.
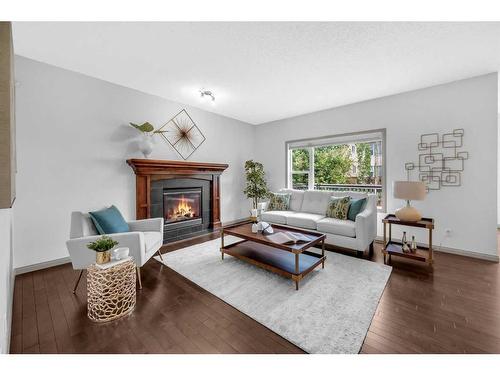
411, 235, 417, 253
402, 231, 409, 253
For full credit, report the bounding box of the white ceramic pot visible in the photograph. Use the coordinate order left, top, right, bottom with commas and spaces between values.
139, 133, 154, 158
112, 247, 130, 260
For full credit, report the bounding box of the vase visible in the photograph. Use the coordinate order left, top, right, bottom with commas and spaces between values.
138, 133, 154, 158
96, 250, 111, 265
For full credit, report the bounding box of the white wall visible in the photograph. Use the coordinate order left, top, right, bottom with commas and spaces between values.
498, 114, 500, 226
14, 56, 255, 269
255, 74, 498, 258
0, 208, 14, 353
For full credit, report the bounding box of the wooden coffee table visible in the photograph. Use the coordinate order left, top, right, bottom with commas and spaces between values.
220, 222, 326, 290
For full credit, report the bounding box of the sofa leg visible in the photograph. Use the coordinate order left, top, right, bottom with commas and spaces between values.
356, 251, 364, 258
157, 249, 164, 262
369, 241, 374, 257
136, 267, 142, 290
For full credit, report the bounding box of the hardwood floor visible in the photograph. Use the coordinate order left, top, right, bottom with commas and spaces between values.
10, 232, 500, 354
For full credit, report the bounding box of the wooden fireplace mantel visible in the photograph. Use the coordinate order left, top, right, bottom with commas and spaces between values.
126, 159, 229, 227
127, 159, 229, 176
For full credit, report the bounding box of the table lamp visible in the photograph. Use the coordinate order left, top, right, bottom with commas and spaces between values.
393, 181, 426, 222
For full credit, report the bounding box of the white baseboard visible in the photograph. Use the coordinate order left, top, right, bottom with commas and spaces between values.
436, 245, 499, 262
375, 236, 499, 262
15, 256, 71, 275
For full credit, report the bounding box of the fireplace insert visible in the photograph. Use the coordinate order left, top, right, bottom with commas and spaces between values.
150, 178, 212, 243
163, 187, 202, 228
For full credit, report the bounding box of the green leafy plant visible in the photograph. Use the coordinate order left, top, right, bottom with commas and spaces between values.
86, 235, 119, 253
130, 122, 166, 134
314, 144, 353, 184
243, 160, 269, 209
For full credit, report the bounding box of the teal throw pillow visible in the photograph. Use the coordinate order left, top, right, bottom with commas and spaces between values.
267, 192, 291, 211
347, 198, 367, 221
89, 205, 130, 234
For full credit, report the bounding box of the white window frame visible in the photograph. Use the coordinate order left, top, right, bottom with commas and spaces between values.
285, 129, 386, 212
289, 147, 315, 190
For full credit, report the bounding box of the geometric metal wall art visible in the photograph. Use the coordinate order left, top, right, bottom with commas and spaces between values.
404, 128, 469, 192
157, 109, 206, 160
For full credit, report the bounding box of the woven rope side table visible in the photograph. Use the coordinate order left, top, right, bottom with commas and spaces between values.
87, 257, 136, 323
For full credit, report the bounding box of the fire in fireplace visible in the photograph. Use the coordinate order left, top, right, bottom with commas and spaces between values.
164, 188, 202, 225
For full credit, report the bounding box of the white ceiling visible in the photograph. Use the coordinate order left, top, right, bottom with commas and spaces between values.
12, 22, 500, 125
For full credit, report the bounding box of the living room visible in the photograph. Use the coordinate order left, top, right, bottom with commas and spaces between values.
1, 1, 500, 372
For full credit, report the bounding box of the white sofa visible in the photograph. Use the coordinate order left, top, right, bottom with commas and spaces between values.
261, 189, 377, 256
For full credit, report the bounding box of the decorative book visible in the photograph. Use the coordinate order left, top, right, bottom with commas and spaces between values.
267, 231, 313, 245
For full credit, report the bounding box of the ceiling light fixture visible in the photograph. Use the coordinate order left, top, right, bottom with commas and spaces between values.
199, 89, 215, 102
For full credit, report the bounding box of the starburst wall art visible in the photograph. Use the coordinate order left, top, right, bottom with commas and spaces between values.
157, 109, 206, 160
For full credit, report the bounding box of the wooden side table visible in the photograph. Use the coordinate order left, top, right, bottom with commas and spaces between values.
382, 214, 435, 266
87, 257, 136, 322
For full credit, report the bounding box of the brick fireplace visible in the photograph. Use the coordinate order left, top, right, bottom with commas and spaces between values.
127, 159, 228, 244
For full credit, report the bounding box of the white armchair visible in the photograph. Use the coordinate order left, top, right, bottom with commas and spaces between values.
66, 211, 164, 292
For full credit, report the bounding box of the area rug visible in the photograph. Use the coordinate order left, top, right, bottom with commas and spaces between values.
155, 236, 391, 354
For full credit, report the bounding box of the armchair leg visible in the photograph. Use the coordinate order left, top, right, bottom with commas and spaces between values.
157, 249, 164, 262
369, 241, 374, 257
136, 266, 142, 290
73, 270, 84, 294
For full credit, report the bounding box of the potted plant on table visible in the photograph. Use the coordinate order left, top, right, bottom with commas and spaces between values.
87, 235, 119, 265
243, 160, 269, 212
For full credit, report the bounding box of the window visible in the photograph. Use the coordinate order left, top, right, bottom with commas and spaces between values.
286, 130, 385, 210
290, 148, 312, 190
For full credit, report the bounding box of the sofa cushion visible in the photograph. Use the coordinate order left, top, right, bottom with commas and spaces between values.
331, 191, 368, 200
301, 190, 332, 215
261, 210, 296, 225
316, 217, 356, 238
279, 188, 305, 212
326, 196, 351, 220
267, 192, 291, 211
286, 212, 325, 230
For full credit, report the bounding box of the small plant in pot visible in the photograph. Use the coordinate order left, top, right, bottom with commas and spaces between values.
87, 235, 119, 265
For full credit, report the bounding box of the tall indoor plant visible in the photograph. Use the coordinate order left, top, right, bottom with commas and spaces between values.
243, 160, 269, 209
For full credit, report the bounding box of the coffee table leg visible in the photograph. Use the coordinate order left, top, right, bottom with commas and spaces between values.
295, 253, 299, 291
220, 229, 225, 260
321, 238, 325, 269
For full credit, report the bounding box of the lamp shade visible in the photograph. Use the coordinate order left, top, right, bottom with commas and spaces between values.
393, 181, 426, 201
